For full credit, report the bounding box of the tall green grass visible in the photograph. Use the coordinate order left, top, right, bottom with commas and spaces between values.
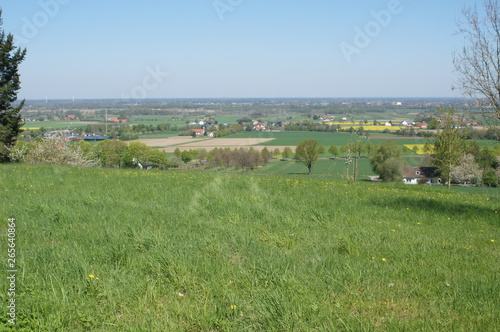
0, 165, 498, 331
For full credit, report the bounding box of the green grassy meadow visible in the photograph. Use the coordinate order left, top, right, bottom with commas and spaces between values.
0, 165, 499, 331
255, 158, 376, 179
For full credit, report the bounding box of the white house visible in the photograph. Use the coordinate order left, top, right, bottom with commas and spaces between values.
401, 121, 415, 127
403, 167, 437, 185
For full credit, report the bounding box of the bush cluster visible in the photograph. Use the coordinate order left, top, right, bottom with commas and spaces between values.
10, 138, 179, 170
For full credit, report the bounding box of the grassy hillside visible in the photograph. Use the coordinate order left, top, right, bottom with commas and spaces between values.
0, 165, 499, 331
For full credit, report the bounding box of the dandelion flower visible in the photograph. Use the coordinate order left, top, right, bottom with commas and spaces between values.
491, 240, 495, 243
88, 275, 95, 278
231, 305, 237, 310
381, 258, 387, 262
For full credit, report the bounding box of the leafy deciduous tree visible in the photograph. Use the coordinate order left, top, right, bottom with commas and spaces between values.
328, 144, 339, 157
272, 148, 281, 159
261, 147, 272, 164
432, 108, 465, 188
282, 147, 293, 159
180, 150, 193, 164
97, 139, 128, 168
122, 142, 152, 168
482, 168, 499, 187
476, 146, 498, 171
295, 139, 320, 175
370, 140, 405, 182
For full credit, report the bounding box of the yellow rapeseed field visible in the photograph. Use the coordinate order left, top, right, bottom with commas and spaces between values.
325, 122, 396, 131
404, 144, 434, 154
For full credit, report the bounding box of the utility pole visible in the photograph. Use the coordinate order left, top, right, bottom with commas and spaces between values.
105, 109, 108, 135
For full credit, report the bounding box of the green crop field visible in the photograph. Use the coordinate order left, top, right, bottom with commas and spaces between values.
230, 131, 362, 147
256, 158, 375, 179
0, 165, 499, 331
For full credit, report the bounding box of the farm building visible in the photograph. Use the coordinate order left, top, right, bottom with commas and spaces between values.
191, 129, 205, 136
403, 166, 437, 185
83, 136, 112, 142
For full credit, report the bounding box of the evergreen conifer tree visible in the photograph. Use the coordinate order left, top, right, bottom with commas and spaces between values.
0, 10, 27, 162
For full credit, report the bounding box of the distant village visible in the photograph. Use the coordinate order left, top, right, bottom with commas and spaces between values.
22, 111, 487, 142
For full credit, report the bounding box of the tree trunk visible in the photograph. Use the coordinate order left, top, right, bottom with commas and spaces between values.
354, 157, 358, 183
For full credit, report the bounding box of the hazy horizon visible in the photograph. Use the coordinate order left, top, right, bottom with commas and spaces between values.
22, 96, 469, 101
2, 0, 470, 100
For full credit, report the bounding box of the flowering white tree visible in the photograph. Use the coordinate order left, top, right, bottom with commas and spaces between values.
450, 154, 482, 185
24, 137, 97, 167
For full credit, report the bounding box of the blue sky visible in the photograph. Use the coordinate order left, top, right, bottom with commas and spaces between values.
1, 0, 471, 100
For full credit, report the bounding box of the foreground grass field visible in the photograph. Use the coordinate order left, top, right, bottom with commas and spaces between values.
0, 165, 499, 331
